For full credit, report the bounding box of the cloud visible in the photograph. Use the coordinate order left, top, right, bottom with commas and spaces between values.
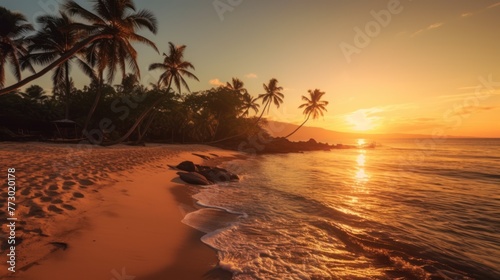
437, 91, 500, 102
245, 73, 258, 79
450, 106, 496, 116
209, 78, 225, 86
381, 117, 443, 133
460, 3, 500, 19
411, 22, 444, 37
428, 22, 444, 29
341, 103, 420, 131
487, 2, 500, 9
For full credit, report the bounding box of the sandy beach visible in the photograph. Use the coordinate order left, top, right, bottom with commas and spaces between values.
0, 142, 239, 280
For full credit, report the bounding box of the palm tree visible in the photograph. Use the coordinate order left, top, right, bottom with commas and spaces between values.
149, 42, 199, 94
226, 77, 247, 95
284, 89, 329, 139
26, 12, 95, 120
240, 93, 260, 117
0, 7, 34, 88
0, 0, 159, 99
63, 0, 159, 135
20, 85, 48, 104
205, 79, 283, 144
103, 42, 199, 145
256, 78, 284, 122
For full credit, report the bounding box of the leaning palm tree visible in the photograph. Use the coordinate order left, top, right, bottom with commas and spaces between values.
255, 78, 284, 123
103, 42, 199, 145
284, 89, 329, 139
63, 0, 159, 135
205, 79, 283, 144
0, 7, 34, 88
0, 1, 157, 96
240, 92, 260, 117
26, 12, 95, 120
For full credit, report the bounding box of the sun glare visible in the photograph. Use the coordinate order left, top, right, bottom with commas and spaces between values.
357, 139, 366, 146
345, 111, 377, 131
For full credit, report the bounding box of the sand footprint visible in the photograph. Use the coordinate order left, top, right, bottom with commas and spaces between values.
62, 204, 76, 211
78, 179, 94, 186
73, 192, 84, 198
21, 187, 31, 196
48, 205, 63, 214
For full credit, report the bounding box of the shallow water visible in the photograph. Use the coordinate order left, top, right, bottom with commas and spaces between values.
183, 138, 500, 279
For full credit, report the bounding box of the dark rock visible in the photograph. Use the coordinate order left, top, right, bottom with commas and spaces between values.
177, 172, 212, 185
197, 166, 239, 182
176, 161, 196, 172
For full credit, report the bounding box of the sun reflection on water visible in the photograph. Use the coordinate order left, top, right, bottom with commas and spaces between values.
356, 153, 366, 167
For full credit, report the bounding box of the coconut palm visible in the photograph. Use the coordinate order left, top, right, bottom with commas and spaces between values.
104, 42, 199, 145
240, 93, 260, 117
284, 89, 329, 139
205, 78, 283, 144
256, 78, 284, 122
26, 12, 96, 120
149, 42, 199, 94
226, 77, 247, 95
0, 7, 34, 88
0, 1, 156, 96
63, 0, 159, 134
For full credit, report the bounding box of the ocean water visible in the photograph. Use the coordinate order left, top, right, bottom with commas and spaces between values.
183, 138, 500, 280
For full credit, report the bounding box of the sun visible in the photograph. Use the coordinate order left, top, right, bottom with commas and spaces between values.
345, 110, 377, 131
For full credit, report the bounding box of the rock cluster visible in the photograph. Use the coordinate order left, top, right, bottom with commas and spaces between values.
173, 161, 239, 185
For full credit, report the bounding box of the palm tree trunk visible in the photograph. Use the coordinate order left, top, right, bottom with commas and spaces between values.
135, 109, 157, 143
283, 114, 310, 139
0, 34, 113, 96
82, 77, 102, 136
101, 95, 166, 146
64, 62, 70, 120
204, 101, 270, 144
101, 78, 173, 146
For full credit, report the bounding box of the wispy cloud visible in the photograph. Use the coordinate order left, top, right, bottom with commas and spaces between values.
245, 73, 258, 79
342, 103, 418, 131
487, 2, 500, 9
437, 91, 500, 102
459, 2, 500, 19
411, 22, 444, 37
381, 116, 443, 134
428, 22, 444, 29
450, 106, 496, 116
209, 78, 225, 86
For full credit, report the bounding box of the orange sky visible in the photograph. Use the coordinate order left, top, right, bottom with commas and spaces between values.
3, 0, 500, 137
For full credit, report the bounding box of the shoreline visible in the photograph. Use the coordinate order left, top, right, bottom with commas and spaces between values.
0, 142, 239, 280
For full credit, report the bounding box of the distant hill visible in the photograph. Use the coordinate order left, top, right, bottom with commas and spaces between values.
263, 120, 458, 143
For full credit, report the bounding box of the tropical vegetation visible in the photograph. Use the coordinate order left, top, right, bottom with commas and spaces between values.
0, 1, 328, 147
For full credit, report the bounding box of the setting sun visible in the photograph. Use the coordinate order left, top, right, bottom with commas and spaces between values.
346, 110, 378, 131
357, 139, 366, 146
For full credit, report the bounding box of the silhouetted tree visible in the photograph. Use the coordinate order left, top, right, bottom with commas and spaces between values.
284, 89, 328, 138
